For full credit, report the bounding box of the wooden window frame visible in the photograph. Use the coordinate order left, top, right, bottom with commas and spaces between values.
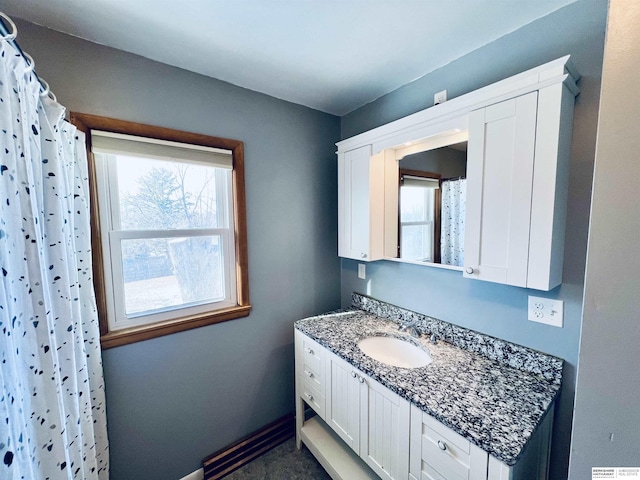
71, 113, 251, 348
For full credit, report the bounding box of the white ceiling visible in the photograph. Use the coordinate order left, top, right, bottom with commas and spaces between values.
3, 0, 578, 115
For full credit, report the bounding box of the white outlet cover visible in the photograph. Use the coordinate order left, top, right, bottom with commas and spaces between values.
358, 263, 366, 280
528, 295, 563, 327
434, 89, 447, 105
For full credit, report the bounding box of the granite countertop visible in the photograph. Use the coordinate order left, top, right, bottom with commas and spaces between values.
295, 295, 563, 467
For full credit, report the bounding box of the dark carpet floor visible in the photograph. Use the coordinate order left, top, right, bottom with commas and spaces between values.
223, 437, 331, 479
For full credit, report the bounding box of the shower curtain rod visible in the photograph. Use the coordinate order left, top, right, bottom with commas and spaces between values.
0, 12, 55, 101
442, 175, 466, 182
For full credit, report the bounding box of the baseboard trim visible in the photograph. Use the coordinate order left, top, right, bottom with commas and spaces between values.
179, 468, 204, 480
202, 413, 295, 480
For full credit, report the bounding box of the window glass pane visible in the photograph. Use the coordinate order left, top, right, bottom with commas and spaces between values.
401, 224, 433, 262
114, 154, 228, 230
121, 236, 224, 316
400, 186, 434, 222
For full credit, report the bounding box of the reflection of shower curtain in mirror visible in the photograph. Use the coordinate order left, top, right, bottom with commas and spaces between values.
441, 178, 466, 266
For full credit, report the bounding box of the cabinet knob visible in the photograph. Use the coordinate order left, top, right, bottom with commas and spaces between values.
306, 348, 314, 354
361, 253, 367, 259
305, 393, 314, 402
305, 370, 314, 378
465, 267, 475, 274
351, 371, 357, 378
358, 376, 365, 384
437, 440, 447, 451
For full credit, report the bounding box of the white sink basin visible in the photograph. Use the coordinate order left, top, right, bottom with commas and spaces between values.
358, 335, 432, 369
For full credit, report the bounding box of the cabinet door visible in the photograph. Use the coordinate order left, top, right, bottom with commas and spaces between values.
338, 145, 385, 261
465, 92, 538, 287
360, 373, 410, 480
325, 351, 361, 452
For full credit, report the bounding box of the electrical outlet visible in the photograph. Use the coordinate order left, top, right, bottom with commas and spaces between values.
434, 89, 447, 105
528, 296, 563, 327
358, 263, 366, 280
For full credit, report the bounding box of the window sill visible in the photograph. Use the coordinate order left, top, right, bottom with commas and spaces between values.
100, 304, 252, 349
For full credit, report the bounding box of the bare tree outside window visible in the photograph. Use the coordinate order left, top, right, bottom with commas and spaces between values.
114, 158, 229, 315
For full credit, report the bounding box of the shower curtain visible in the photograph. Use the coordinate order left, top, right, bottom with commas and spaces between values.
441, 178, 466, 266
0, 36, 108, 479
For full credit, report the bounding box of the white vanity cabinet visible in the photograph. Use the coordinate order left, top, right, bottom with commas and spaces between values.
338, 144, 386, 261
295, 330, 555, 480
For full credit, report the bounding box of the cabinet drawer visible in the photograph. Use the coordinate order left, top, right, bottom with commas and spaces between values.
418, 411, 487, 480
302, 337, 324, 379
301, 362, 323, 392
301, 381, 325, 418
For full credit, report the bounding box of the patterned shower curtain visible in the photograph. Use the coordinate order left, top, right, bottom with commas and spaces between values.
440, 178, 466, 266
0, 38, 108, 479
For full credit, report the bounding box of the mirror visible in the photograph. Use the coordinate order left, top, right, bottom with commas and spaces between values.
396, 142, 467, 267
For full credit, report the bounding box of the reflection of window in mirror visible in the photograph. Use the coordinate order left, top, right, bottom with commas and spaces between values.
399, 169, 441, 263
397, 143, 467, 266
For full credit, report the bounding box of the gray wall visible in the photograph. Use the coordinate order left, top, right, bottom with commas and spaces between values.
400, 146, 467, 179
569, 1, 640, 477
340, 1, 607, 479
15, 20, 341, 480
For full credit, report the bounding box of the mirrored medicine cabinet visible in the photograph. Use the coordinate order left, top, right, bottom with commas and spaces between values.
397, 142, 467, 266
337, 56, 579, 290
380, 127, 469, 271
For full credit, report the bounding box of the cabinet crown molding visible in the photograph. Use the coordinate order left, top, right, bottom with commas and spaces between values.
336, 55, 579, 155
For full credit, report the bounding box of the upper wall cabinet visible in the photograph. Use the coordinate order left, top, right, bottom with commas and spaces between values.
336, 56, 579, 290
338, 145, 384, 261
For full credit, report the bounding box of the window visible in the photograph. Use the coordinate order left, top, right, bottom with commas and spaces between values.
399, 170, 441, 263
71, 114, 250, 348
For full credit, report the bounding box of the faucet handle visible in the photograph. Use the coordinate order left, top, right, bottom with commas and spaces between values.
398, 324, 420, 338
398, 317, 416, 329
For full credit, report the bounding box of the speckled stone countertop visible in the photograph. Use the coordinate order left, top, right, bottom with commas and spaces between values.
294, 293, 563, 466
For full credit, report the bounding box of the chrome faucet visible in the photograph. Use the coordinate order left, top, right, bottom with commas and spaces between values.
398, 320, 420, 338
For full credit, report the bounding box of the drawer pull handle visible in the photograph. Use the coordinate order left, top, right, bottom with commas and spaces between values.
358, 376, 365, 384
351, 371, 357, 378
305, 393, 314, 402
305, 370, 314, 378
437, 440, 447, 451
